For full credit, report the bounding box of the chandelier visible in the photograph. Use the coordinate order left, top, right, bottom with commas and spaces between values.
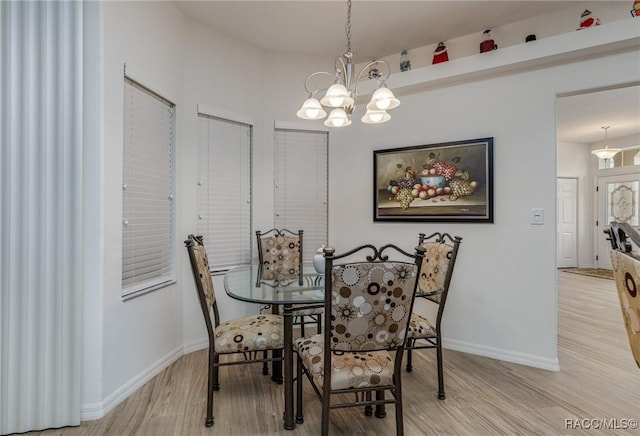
296, 0, 399, 127
591, 126, 621, 160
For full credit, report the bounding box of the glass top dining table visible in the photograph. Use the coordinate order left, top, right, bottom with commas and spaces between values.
223, 263, 324, 305
223, 263, 324, 430
223, 262, 442, 430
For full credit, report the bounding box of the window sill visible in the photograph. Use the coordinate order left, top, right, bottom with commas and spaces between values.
122, 278, 176, 302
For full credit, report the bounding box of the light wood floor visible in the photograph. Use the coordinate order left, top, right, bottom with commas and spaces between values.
34, 272, 639, 435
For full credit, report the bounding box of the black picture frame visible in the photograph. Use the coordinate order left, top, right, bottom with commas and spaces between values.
373, 137, 494, 222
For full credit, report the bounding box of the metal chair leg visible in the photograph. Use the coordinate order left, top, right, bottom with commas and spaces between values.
405, 338, 414, 372
295, 354, 304, 424
364, 392, 372, 416
262, 351, 269, 375
436, 337, 446, 400
395, 381, 404, 436
300, 316, 306, 337
374, 390, 386, 418
206, 347, 216, 427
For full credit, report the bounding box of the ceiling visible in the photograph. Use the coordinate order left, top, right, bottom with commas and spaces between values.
557, 85, 640, 144
174, 1, 640, 144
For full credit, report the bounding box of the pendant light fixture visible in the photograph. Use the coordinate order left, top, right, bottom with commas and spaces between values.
591, 126, 621, 160
296, 0, 400, 127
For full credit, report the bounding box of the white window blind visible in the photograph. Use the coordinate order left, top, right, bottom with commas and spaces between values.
122, 77, 176, 298
197, 114, 252, 271
274, 129, 328, 261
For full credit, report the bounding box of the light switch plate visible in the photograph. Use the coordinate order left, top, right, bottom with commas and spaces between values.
531, 208, 544, 225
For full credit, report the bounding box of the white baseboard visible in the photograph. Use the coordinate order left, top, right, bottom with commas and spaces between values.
80, 345, 184, 421
444, 338, 560, 371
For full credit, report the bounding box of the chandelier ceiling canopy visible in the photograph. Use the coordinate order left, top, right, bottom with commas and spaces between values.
591, 126, 621, 160
296, 0, 399, 127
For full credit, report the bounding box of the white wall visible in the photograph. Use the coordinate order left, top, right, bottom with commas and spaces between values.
101, 0, 187, 409
558, 141, 593, 268
91, 1, 281, 416
84, 0, 640, 416
327, 51, 639, 369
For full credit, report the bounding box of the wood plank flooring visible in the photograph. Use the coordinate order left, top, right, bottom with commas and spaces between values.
32, 272, 640, 435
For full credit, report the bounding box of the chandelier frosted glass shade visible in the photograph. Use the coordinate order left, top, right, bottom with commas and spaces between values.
591, 146, 620, 160
296, 98, 327, 120
591, 126, 620, 159
361, 109, 391, 124
366, 86, 400, 111
324, 108, 352, 127
320, 83, 354, 108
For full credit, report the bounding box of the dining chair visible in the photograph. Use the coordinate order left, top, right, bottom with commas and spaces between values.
294, 243, 426, 436
185, 234, 285, 427
257, 228, 323, 336
405, 232, 462, 400
608, 222, 640, 369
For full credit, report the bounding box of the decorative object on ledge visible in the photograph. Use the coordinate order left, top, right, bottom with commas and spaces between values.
400, 49, 411, 71
296, 0, 400, 127
577, 9, 600, 30
591, 126, 621, 160
633, 0, 640, 17
432, 42, 449, 64
480, 29, 497, 53
373, 137, 493, 222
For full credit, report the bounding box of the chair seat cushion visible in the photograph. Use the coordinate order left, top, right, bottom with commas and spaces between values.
407, 313, 436, 338
294, 334, 394, 391
214, 314, 284, 354
260, 304, 323, 316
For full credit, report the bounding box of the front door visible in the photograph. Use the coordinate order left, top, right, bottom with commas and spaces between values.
596, 173, 640, 269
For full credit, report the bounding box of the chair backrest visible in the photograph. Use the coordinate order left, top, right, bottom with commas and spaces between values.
185, 234, 219, 336
323, 244, 426, 353
610, 230, 640, 370
418, 232, 462, 304
606, 221, 640, 258
256, 228, 303, 280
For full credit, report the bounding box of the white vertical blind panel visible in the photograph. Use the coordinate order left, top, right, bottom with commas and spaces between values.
0, 1, 83, 433
197, 115, 252, 271
122, 79, 175, 295
274, 129, 328, 261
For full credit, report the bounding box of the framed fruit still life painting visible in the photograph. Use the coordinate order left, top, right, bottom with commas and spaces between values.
373, 137, 493, 222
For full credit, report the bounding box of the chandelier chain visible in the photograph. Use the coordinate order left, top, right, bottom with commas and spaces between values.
346, 0, 352, 54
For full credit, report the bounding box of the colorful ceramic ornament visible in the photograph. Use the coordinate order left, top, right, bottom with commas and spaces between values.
479, 30, 497, 53
432, 42, 449, 64
577, 9, 600, 30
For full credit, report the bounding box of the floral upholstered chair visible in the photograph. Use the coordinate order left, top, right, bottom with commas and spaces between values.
257, 228, 323, 336
185, 235, 284, 427
607, 222, 640, 369
256, 228, 303, 282
405, 232, 462, 400
294, 243, 425, 436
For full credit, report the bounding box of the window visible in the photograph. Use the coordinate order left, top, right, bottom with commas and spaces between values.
197, 113, 252, 272
274, 128, 328, 260
122, 77, 176, 299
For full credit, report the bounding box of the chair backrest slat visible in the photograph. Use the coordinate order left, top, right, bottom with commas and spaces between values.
611, 248, 640, 369
329, 260, 420, 352
323, 244, 425, 353
256, 228, 303, 281
185, 235, 219, 339
418, 232, 461, 319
